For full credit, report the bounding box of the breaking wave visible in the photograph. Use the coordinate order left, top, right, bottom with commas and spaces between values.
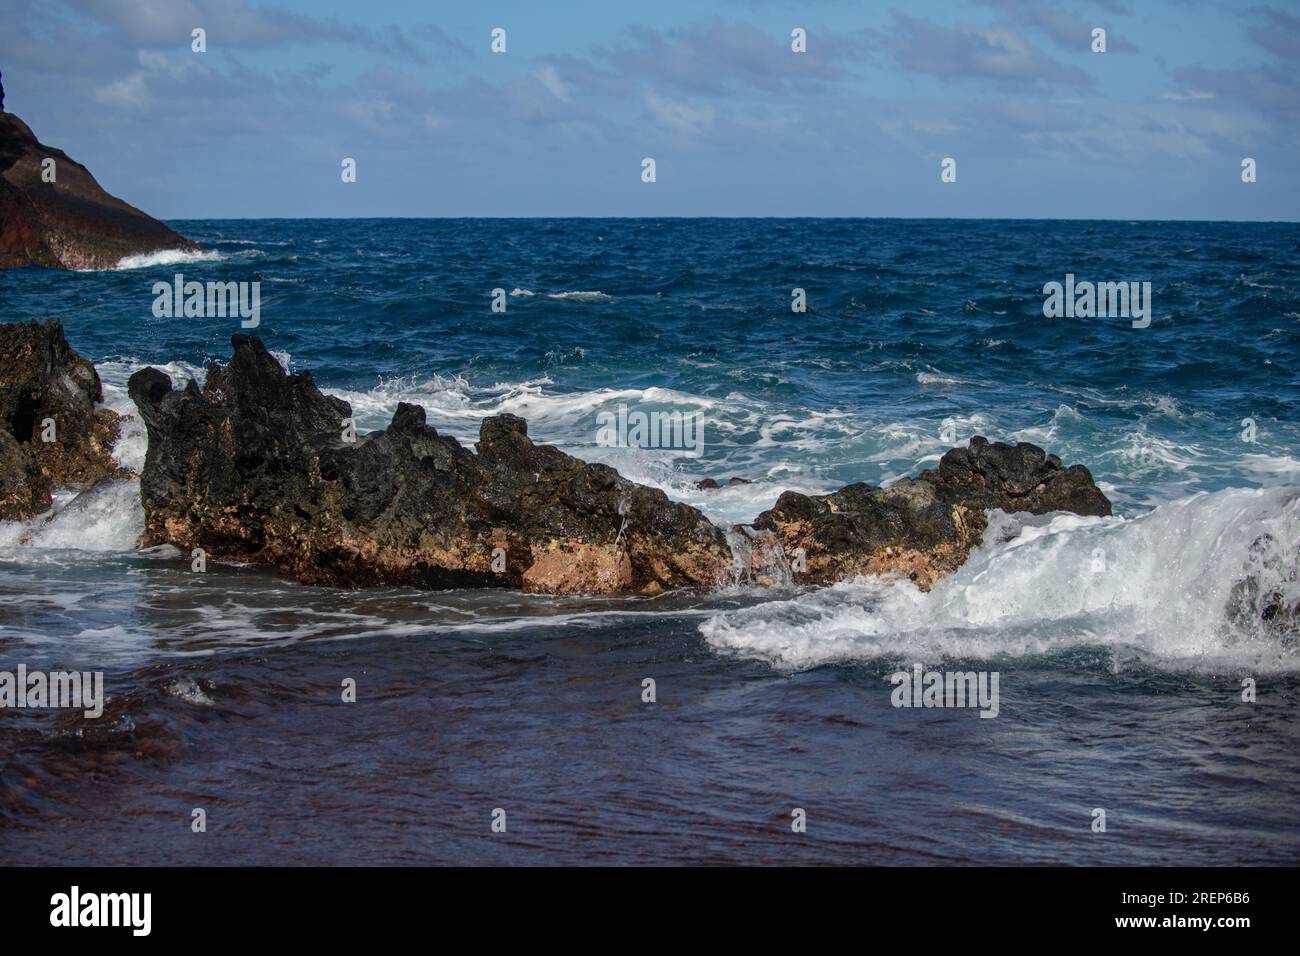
510, 288, 613, 302
0, 479, 143, 552
700, 486, 1300, 674
111, 249, 226, 270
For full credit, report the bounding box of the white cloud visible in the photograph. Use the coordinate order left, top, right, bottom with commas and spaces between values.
1159, 89, 1216, 101
95, 71, 150, 109
534, 65, 571, 103
644, 91, 715, 134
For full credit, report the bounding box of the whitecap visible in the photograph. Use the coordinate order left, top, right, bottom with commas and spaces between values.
111, 249, 225, 270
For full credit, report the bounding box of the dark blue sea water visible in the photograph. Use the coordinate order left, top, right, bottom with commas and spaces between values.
2, 218, 1299, 864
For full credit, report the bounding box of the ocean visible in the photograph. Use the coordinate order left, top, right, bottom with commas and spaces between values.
2, 217, 1299, 864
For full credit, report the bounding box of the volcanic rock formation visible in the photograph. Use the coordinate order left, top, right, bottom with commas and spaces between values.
751, 438, 1112, 590
0, 320, 125, 520
5, 319, 1289, 644
125, 332, 1115, 595
128, 334, 733, 594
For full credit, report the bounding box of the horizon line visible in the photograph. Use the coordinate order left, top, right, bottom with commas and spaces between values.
160, 215, 1300, 225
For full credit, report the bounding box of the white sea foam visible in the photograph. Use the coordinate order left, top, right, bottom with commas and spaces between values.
95, 357, 208, 391
509, 288, 612, 302
1241, 454, 1300, 479
111, 249, 225, 270
916, 370, 974, 386
327, 375, 726, 444
0, 353, 173, 553
700, 486, 1300, 673
550, 290, 612, 301
99, 376, 149, 473
0, 479, 143, 552
167, 678, 214, 705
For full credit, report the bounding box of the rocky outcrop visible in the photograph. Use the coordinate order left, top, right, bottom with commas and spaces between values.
0, 69, 199, 270
753, 437, 1111, 590
0, 320, 125, 520
752, 479, 984, 591
128, 334, 733, 594
124, 333, 1113, 595
915, 437, 1112, 517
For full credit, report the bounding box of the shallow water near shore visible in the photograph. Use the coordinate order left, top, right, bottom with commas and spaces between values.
2, 218, 1299, 864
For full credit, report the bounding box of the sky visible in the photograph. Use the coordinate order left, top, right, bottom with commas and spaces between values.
0, 0, 1297, 219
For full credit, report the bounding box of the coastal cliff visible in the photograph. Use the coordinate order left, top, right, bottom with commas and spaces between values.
0, 69, 199, 270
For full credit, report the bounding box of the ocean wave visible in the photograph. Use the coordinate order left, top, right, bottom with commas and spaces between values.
915, 370, 976, 386
326, 375, 727, 442
700, 486, 1300, 673
0, 479, 143, 552
510, 288, 613, 302
0, 356, 157, 553
110, 249, 226, 270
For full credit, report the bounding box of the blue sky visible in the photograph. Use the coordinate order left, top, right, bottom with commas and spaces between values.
1, 0, 1296, 219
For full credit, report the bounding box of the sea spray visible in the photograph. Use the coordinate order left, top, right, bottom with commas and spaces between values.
700, 486, 1300, 672
723, 524, 796, 589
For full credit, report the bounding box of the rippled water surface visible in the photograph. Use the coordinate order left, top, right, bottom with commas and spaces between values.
1, 218, 1298, 863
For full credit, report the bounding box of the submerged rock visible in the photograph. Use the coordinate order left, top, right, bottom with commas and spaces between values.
695, 476, 753, 490
752, 437, 1111, 591
128, 334, 733, 594
0, 320, 125, 520
0, 68, 199, 270
1226, 530, 1300, 642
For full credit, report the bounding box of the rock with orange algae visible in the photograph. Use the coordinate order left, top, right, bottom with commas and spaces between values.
752, 438, 1110, 591
0, 320, 125, 521
129, 334, 733, 594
